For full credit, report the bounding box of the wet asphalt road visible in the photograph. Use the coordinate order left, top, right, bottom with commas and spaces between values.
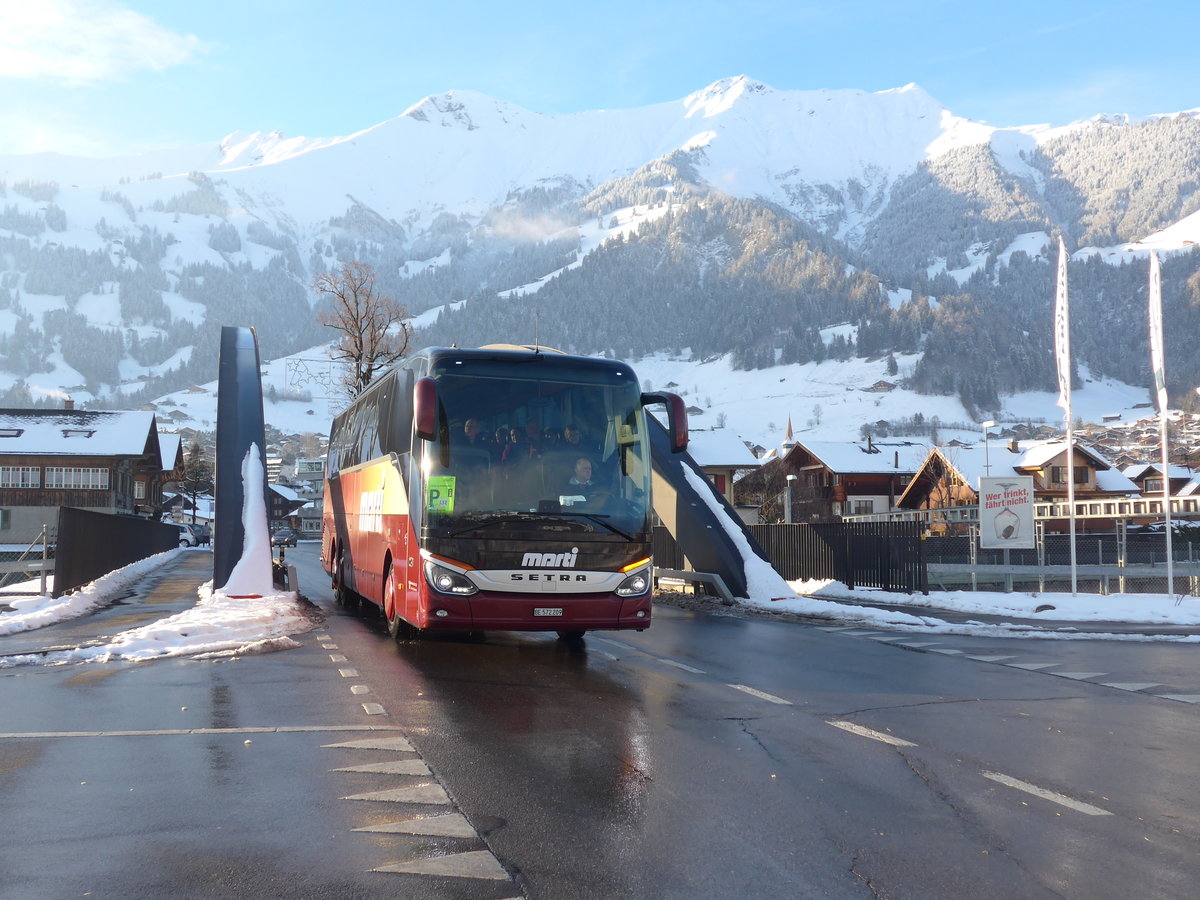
3, 545, 1200, 899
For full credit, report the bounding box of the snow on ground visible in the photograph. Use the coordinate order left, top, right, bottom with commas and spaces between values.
3, 539, 1199, 673
755, 580, 1200, 642
1077, 207, 1200, 266
0, 547, 318, 667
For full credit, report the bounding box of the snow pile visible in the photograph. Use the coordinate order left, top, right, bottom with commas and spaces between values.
0, 577, 316, 668
680, 464, 795, 600
768, 578, 1200, 641
0, 547, 185, 636
220, 444, 275, 597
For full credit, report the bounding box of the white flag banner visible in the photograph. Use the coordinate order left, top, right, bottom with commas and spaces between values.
1149, 252, 1167, 412
1054, 237, 1071, 411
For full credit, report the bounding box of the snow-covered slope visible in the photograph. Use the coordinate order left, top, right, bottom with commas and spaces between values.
2, 75, 1198, 435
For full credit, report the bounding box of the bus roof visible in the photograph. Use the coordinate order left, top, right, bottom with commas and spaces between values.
417, 345, 637, 380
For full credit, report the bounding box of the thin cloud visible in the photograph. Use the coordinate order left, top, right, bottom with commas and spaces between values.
0, 0, 207, 84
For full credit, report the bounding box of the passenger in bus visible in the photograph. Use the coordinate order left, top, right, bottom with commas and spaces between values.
460, 418, 489, 449
502, 421, 541, 464
563, 423, 599, 455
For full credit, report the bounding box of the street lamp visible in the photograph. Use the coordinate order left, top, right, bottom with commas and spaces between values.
785, 474, 797, 524
981, 420, 996, 475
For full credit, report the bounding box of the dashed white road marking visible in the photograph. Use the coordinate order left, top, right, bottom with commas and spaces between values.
1006, 662, 1059, 670
662, 658, 705, 674
334, 759, 431, 776
927, 648, 963, 655
827, 720, 917, 748
727, 684, 792, 705
361, 703, 387, 716
965, 655, 1016, 662
1158, 694, 1200, 703
338, 668, 359, 677
315, 634, 332, 641
350, 684, 371, 695
1102, 682, 1164, 692
898, 642, 941, 648
0, 726, 406, 739
594, 637, 634, 652
1052, 671, 1108, 680
321, 643, 339, 650
342, 783, 451, 804
329, 654, 348, 663
354, 813, 475, 837
981, 771, 1112, 816
372, 850, 510, 880
324, 736, 415, 752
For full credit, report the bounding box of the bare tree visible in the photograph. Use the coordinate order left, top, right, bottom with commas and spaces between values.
314, 261, 413, 397
179, 440, 213, 525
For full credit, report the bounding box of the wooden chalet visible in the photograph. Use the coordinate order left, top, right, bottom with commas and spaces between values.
896, 439, 1139, 533
0, 407, 174, 538
735, 438, 925, 522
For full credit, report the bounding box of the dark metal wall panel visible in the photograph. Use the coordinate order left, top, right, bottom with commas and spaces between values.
213, 326, 268, 591
53, 507, 178, 597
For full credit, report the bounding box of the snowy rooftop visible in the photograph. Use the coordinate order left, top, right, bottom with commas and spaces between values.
686, 429, 761, 468
0, 408, 160, 459
1123, 462, 1197, 480
786, 440, 927, 474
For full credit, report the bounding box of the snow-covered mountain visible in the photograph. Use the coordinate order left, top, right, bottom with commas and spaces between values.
1, 75, 1199, 450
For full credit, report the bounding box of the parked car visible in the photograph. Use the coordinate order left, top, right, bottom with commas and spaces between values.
173, 522, 201, 547
271, 527, 298, 548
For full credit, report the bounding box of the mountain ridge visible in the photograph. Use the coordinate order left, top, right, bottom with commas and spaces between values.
1, 75, 1198, 447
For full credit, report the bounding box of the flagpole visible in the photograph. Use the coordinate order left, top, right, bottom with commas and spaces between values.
1148, 253, 1176, 601
1054, 237, 1077, 595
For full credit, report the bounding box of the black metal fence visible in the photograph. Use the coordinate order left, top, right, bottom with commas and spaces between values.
53, 507, 180, 597
654, 520, 927, 595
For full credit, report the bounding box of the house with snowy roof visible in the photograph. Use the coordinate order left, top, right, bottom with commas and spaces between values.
896, 439, 1139, 533
684, 428, 761, 505
0, 407, 173, 538
1121, 462, 1196, 497
736, 438, 926, 522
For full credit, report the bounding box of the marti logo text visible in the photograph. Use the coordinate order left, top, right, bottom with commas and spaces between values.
521, 547, 579, 568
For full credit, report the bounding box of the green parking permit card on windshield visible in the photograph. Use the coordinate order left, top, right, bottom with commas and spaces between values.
427, 475, 456, 513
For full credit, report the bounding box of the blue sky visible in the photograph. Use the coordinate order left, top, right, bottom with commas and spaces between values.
1, 0, 1197, 157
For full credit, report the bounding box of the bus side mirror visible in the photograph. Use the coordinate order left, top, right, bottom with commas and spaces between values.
415, 377, 438, 441
641, 391, 688, 453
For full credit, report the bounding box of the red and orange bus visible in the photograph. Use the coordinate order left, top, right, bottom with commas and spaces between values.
321, 344, 686, 641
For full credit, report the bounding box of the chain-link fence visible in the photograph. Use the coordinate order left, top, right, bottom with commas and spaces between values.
0, 525, 56, 595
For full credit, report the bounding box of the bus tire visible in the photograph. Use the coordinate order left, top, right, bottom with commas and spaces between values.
334, 553, 358, 611
384, 566, 420, 643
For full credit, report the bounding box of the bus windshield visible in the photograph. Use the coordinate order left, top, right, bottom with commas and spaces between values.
421, 364, 651, 538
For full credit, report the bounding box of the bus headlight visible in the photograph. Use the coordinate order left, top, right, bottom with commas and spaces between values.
615, 568, 650, 597
424, 561, 478, 596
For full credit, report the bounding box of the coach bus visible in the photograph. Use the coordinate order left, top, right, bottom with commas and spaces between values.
321, 344, 686, 641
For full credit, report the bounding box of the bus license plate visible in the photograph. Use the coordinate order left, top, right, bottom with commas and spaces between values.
534, 607, 563, 617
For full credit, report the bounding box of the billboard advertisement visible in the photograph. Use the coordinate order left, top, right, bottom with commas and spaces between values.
978, 476, 1035, 550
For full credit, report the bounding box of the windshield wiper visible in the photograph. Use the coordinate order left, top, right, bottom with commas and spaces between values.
552, 512, 636, 541
445, 512, 547, 538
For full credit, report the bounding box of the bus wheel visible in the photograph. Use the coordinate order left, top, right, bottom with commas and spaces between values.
556, 630, 586, 642
334, 555, 357, 611
385, 567, 419, 643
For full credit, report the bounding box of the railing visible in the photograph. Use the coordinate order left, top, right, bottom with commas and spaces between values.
847, 495, 1200, 525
